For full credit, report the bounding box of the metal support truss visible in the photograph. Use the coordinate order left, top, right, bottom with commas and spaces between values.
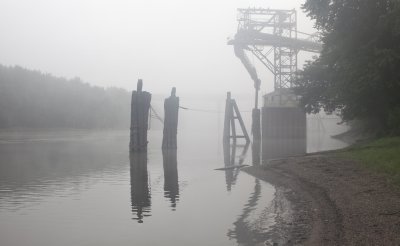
229, 8, 321, 91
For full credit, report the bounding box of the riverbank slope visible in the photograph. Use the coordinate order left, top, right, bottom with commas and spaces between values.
245, 137, 400, 245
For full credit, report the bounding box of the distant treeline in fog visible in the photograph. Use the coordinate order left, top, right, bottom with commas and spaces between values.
0, 65, 130, 129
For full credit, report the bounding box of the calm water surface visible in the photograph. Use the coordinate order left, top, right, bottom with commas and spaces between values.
0, 100, 349, 246
0, 129, 281, 246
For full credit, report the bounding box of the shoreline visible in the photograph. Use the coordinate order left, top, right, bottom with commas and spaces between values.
244, 154, 400, 245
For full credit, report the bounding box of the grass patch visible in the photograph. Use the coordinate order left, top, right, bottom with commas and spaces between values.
339, 137, 400, 183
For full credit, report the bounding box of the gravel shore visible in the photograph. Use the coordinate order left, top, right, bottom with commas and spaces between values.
244, 154, 400, 245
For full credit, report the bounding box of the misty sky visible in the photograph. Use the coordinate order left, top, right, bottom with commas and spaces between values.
0, 0, 316, 95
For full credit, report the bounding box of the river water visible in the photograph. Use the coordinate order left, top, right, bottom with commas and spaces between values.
0, 98, 349, 246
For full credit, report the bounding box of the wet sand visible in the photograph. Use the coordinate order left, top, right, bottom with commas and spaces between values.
245, 154, 400, 245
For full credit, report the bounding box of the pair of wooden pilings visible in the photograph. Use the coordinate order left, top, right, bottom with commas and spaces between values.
129, 79, 179, 152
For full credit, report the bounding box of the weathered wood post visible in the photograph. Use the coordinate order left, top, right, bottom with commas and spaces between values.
162, 87, 179, 149
130, 79, 152, 152
223, 92, 233, 166
252, 108, 261, 165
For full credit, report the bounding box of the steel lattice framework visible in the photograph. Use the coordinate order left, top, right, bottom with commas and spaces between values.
229, 8, 321, 90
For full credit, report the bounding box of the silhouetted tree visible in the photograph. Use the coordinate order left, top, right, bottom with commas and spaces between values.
295, 0, 400, 135
0, 65, 130, 129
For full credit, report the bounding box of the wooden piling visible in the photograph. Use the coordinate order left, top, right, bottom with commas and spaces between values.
252, 108, 261, 165
162, 87, 179, 149
223, 92, 233, 146
130, 79, 152, 152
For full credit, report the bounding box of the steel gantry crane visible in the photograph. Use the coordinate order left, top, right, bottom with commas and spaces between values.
228, 8, 321, 93
227, 8, 322, 164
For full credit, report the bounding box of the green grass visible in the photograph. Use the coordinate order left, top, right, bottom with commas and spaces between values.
339, 137, 400, 183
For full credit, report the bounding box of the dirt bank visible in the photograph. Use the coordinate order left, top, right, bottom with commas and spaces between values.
244, 154, 400, 245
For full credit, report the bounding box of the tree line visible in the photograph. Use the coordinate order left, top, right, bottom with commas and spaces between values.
295, 0, 400, 135
0, 65, 130, 129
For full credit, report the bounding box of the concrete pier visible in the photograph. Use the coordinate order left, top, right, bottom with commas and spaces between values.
262, 90, 306, 162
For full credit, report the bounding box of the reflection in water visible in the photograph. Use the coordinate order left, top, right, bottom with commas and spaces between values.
162, 149, 179, 210
223, 141, 250, 191
0, 129, 288, 245
228, 180, 292, 246
224, 169, 238, 192
129, 152, 151, 223
228, 179, 263, 245
0, 136, 128, 210
252, 140, 261, 166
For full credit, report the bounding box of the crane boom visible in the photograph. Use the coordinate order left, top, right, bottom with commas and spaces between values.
229, 30, 322, 53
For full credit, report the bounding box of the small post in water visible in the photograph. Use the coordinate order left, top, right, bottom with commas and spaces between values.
130, 79, 152, 152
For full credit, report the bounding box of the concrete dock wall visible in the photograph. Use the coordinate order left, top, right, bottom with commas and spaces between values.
262, 107, 306, 161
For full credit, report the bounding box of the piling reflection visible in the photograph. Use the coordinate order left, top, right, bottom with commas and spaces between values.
223, 141, 250, 191
227, 179, 263, 245
162, 149, 179, 210
252, 139, 261, 166
129, 152, 151, 223
228, 179, 290, 245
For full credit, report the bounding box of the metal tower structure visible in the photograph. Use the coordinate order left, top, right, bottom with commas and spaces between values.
228, 8, 322, 91
228, 8, 322, 164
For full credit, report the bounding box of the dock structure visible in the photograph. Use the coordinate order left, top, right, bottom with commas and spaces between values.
130, 79, 152, 152
162, 87, 179, 150
223, 92, 250, 148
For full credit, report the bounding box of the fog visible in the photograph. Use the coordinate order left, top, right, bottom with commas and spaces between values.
0, 0, 316, 95
2, 0, 398, 244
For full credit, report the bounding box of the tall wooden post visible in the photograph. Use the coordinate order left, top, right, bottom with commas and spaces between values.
223, 92, 233, 145
162, 87, 179, 149
252, 108, 261, 165
130, 79, 152, 152
223, 92, 233, 166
